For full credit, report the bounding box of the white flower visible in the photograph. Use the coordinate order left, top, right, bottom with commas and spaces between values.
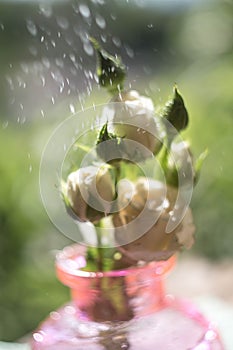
103, 90, 162, 161
113, 177, 195, 262
66, 165, 114, 223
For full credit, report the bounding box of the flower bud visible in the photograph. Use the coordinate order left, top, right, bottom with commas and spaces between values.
90, 37, 126, 94
100, 90, 163, 162
163, 87, 189, 143
66, 165, 114, 223
113, 177, 195, 262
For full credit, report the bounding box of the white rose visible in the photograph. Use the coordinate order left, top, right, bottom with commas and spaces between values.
103, 90, 162, 162
66, 166, 114, 223
113, 177, 195, 262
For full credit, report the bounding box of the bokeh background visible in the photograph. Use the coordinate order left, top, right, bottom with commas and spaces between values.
0, 0, 232, 343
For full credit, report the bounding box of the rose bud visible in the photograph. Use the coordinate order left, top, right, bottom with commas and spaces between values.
65, 165, 115, 223
113, 177, 195, 262
163, 86, 189, 144
103, 90, 163, 162
90, 37, 126, 94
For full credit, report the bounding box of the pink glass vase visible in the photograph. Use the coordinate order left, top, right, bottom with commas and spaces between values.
31, 245, 224, 350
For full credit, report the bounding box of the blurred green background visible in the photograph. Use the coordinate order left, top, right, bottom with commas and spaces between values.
0, 0, 232, 342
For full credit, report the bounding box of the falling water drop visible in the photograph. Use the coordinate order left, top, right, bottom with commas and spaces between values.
69, 53, 76, 63
112, 36, 121, 47
20, 63, 29, 74
83, 42, 94, 56
95, 14, 106, 29
110, 14, 117, 21
79, 30, 89, 43
100, 34, 107, 43
69, 104, 76, 114
39, 3, 53, 18
56, 16, 69, 30
0, 23, 5, 30
29, 165, 33, 173
55, 58, 64, 68
2, 121, 9, 129
26, 20, 37, 36
29, 46, 38, 56
42, 57, 50, 69
79, 4, 91, 18
124, 44, 134, 58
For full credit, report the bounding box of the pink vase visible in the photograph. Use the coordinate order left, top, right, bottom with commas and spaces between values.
31, 245, 224, 350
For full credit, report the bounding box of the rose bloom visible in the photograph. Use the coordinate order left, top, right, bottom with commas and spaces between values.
66, 165, 114, 223
104, 90, 163, 161
113, 177, 195, 262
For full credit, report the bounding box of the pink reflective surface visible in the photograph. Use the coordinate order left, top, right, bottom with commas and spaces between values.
31, 245, 224, 350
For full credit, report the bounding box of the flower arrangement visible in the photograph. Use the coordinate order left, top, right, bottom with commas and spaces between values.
61, 38, 206, 271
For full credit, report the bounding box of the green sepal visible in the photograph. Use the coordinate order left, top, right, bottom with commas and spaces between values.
194, 149, 208, 185
96, 123, 125, 163
90, 37, 126, 94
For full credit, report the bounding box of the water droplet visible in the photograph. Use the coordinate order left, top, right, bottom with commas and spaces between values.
95, 14, 106, 29
110, 14, 117, 21
42, 57, 50, 68
70, 67, 77, 76
29, 164, 32, 173
69, 53, 76, 63
33, 332, 43, 342
72, 4, 79, 14
20, 63, 29, 74
79, 4, 90, 18
0, 23, 5, 30
124, 44, 134, 58
147, 24, 154, 29
26, 20, 37, 36
40, 35, 45, 43
83, 42, 94, 56
40, 109, 45, 118
29, 46, 38, 56
79, 30, 89, 43
55, 58, 64, 68
112, 36, 121, 48
100, 34, 107, 43
56, 16, 69, 30
39, 3, 52, 18
2, 121, 8, 129
40, 76, 45, 87
69, 104, 76, 114
51, 39, 56, 48
5, 75, 14, 89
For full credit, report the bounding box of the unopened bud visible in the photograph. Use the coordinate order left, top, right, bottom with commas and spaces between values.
90, 37, 126, 94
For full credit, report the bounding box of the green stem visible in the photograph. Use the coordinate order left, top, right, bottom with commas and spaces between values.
95, 222, 103, 271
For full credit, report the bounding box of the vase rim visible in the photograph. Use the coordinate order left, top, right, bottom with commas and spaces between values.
56, 244, 176, 280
